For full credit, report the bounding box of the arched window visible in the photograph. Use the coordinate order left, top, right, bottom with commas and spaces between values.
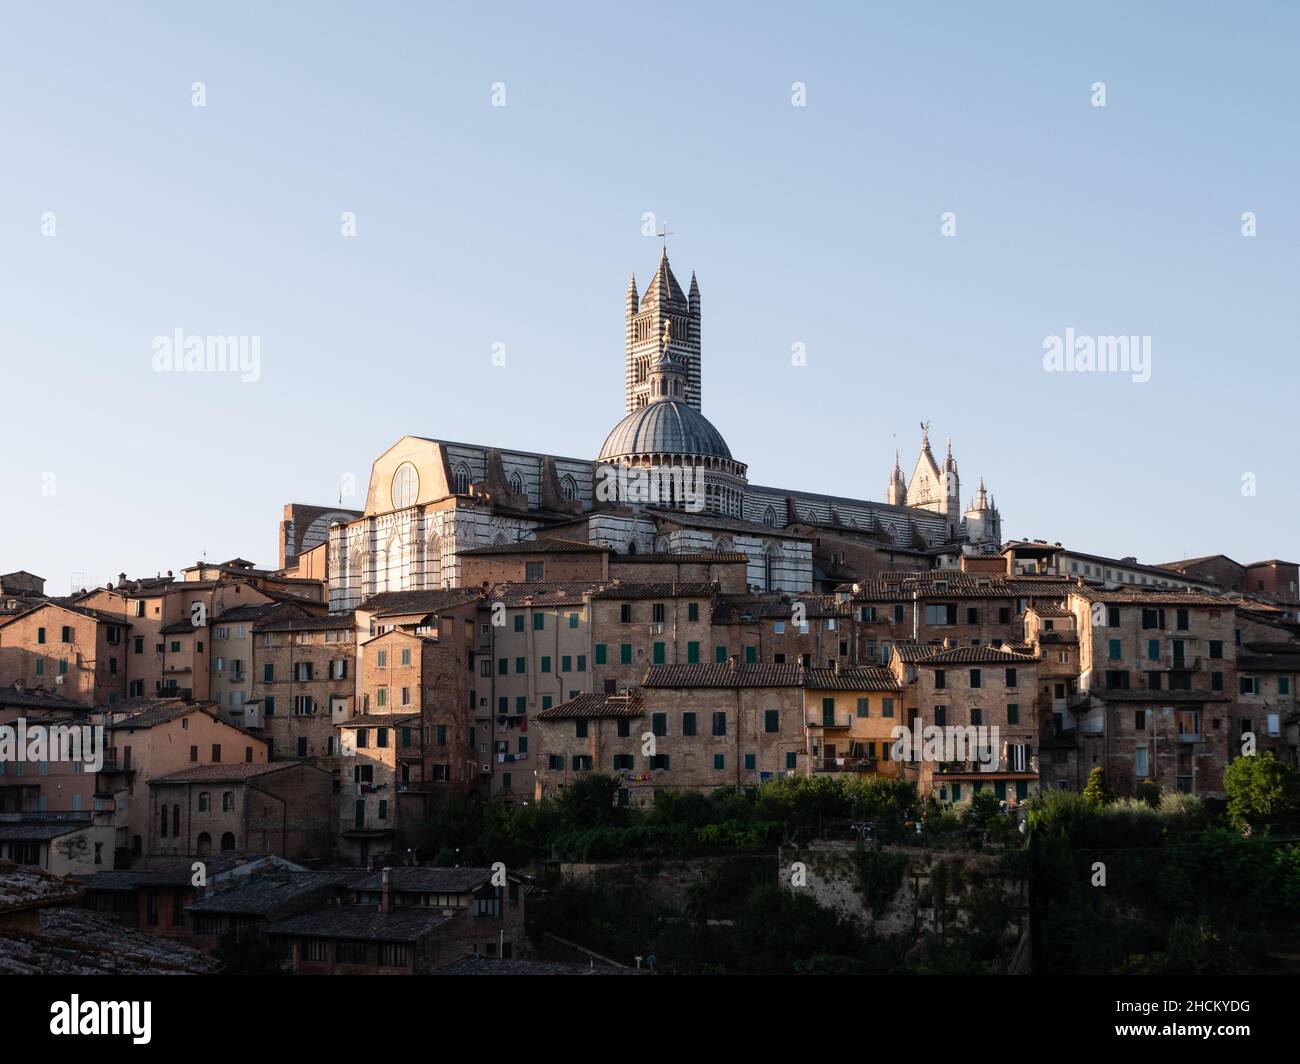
172, 805, 180, 837
391, 462, 419, 509
222, 791, 235, 812
196, 832, 212, 857
626, 540, 638, 555
198, 791, 211, 812
763, 506, 778, 528
220, 832, 236, 852
453, 464, 471, 495
508, 470, 524, 496
559, 474, 578, 501
765, 545, 781, 592
159, 805, 168, 839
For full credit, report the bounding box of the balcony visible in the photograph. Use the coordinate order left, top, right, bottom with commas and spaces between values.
813, 757, 878, 774
807, 715, 853, 730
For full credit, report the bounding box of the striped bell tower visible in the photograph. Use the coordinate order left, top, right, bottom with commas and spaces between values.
625, 248, 700, 412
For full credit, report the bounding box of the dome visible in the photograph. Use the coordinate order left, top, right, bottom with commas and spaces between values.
598, 400, 733, 461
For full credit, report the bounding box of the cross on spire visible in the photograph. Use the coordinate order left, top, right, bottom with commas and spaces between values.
658, 224, 673, 252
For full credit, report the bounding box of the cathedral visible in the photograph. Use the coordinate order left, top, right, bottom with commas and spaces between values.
312, 250, 1002, 609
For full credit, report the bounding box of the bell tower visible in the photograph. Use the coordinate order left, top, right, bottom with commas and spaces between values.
625, 246, 700, 412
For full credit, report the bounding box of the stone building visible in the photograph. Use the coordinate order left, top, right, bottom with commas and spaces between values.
250, 612, 356, 761
1067, 586, 1237, 796
103, 700, 269, 866
147, 760, 333, 862
0, 601, 129, 707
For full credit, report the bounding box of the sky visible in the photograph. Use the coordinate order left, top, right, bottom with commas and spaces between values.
2, 1, 1297, 593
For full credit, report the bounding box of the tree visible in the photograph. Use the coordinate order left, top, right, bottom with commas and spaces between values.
1082, 767, 1108, 809
1223, 753, 1300, 830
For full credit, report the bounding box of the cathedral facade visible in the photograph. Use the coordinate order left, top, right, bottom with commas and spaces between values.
318, 251, 1002, 610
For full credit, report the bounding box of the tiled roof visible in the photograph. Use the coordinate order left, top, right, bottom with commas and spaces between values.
266, 905, 450, 943
799, 667, 899, 692
1028, 604, 1073, 617
1071, 586, 1228, 607
75, 869, 198, 891
643, 663, 805, 689
646, 508, 807, 539
187, 872, 361, 915
351, 867, 504, 893
254, 611, 356, 632
915, 646, 1036, 665
891, 643, 938, 663
107, 699, 208, 730
459, 540, 609, 555
535, 693, 644, 720
0, 859, 83, 913
589, 582, 717, 600
361, 589, 481, 617
152, 761, 293, 784
480, 582, 608, 607
1238, 652, 1300, 670
0, 821, 94, 842
0, 686, 88, 711
611, 553, 748, 564
0, 907, 218, 974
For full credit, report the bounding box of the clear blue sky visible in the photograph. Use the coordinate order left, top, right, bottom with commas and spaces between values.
3, 1, 1297, 592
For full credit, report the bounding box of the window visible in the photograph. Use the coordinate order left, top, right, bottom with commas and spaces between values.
1108, 639, 1122, 660
211, 745, 221, 762
620, 644, 633, 665
533, 614, 544, 631
881, 698, 894, 718
682, 712, 697, 737
1007, 703, 1019, 725
525, 562, 544, 582
336, 941, 367, 965
969, 669, 982, 689
575, 720, 588, 739
379, 943, 407, 967
613, 753, 634, 770
222, 791, 234, 812
744, 753, 756, 771
198, 792, 210, 812
687, 641, 700, 664
1004, 668, 1017, 688
935, 670, 946, 690
652, 713, 667, 737
513, 615, 524, 633
540, 656, 551, 673
764, 709, 779, 733
37, 626, 45, 644
688, 603, 700, 622
856, 697, 869, 718
595, 644, 607, 665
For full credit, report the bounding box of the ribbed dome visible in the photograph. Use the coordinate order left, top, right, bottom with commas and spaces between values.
598, 401, 733, 461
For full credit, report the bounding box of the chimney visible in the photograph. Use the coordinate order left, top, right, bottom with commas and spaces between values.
832, 659, 840, 675
728, 654, 738, 673
380, 867, 393, 913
